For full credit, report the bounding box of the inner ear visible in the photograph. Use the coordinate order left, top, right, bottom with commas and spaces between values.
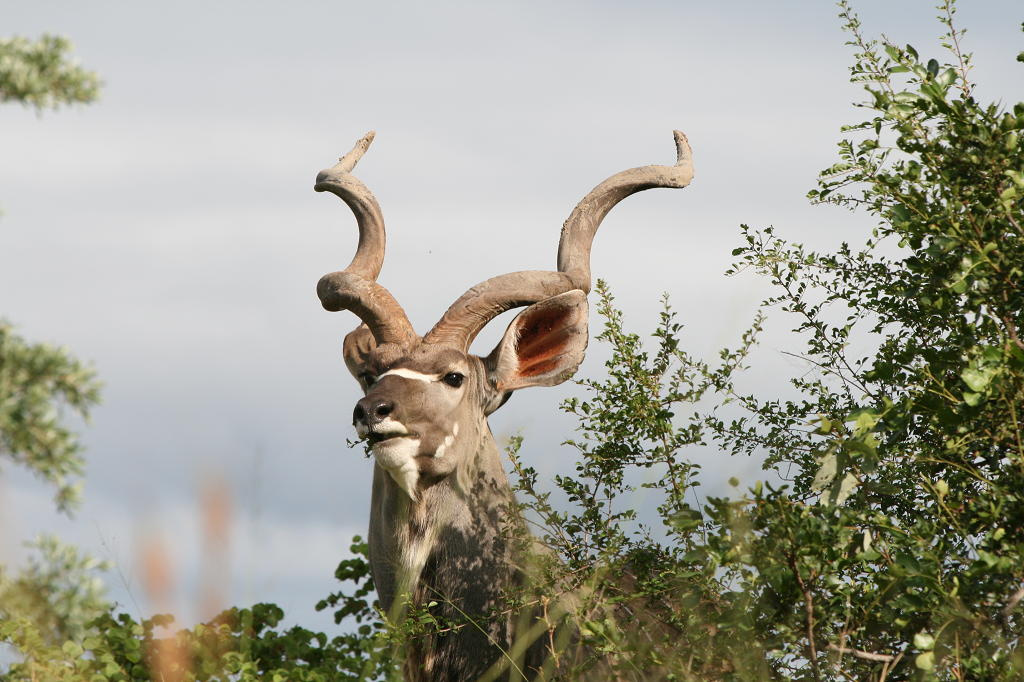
516, 306, 577, 378
342, 323, 378, 388
487, 290, 589, 392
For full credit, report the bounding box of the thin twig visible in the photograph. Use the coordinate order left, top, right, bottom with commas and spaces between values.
425, 585, 529, 681
1003, 314, 1024, 352
789, 554, 822, 682
941, 0, 972, 98
827, 643, 895, 662
1002, 584, 1024, 621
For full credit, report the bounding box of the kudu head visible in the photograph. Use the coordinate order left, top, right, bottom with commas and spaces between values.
316, 131, 692, 507
343, 288, 587, 501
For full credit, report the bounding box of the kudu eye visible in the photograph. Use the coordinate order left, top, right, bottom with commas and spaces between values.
361, 372, 377, 387
442, 372, 465, 388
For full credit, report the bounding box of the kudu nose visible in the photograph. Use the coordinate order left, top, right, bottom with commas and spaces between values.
353, 397, 395, 426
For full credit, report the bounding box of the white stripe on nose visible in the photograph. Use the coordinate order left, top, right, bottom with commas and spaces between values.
368, 417, 409, 435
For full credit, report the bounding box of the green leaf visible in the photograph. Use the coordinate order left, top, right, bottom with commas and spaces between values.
888, 102, 917, 117
914, 632, 935, 651
831, 472, 859, 505
961, 366, 995, 392
811, 451, 838, 492
977, 549, 1000, 568
62, 640, 84, 657
1004, 131, 1019, 152
851, 408, 880, 435
668, 507, 703, 532
915, 651, 935, 670
890, 204, 910, 222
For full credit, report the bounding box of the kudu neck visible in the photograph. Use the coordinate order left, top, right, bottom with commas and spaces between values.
368, 418, 516, 613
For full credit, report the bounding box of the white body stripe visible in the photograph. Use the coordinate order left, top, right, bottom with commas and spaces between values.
434, 432, 456, 458
399, 526, 438, 596
378, 368, 441, 383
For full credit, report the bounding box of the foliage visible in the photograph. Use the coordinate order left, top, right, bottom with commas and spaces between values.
1, 32, 102, 507
0, 34, 100, 110
692, 2, 1024, 677
501, 1, 1024, 678
0, 27, 112, 680
505, 283, 765, 680
1, 539, 396, 682
0, 321, 101, 512
0, 535, 111, 647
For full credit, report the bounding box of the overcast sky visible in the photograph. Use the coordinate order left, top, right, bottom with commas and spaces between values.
2, 1, 1021, 632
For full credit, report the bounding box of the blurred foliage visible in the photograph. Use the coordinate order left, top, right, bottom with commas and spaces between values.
1, 31, 102, 507
3, 2, 1024, 679
0, 541, 396, 682
0, 535, 111, 647
0, 27, 111, 681
0, 34, 100, 111
0, 321, 100, 512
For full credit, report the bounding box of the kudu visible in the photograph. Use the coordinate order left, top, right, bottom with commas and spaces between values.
314, 130, 693, 680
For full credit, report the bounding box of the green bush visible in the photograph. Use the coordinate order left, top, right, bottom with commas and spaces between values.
507, 1, 1024, 677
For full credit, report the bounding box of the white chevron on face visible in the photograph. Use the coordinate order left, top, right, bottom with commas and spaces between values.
377, 368, 441, 383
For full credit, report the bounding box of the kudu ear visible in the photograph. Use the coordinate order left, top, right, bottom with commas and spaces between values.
487, 290, 589, 392
342, 323, 378, 390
